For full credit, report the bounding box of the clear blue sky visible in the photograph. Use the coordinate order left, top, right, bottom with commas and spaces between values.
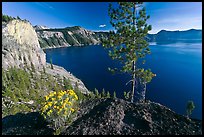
2, 2, 202, 34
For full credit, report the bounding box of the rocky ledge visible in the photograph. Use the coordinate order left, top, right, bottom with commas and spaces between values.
2, 98, 202, 135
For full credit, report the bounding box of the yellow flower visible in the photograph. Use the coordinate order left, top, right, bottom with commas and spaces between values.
45, 96, 49, 101
42, 105, 49, 111
67, 102, 72, 106
70, 108, 75, 113
74, 95, 78, 100
47, 102, 52, 107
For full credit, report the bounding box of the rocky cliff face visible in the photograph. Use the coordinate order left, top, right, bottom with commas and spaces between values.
36, 25, 202, 49
2, 20, 46, 69
2, 19, 89, 94
35, 26, 108, 48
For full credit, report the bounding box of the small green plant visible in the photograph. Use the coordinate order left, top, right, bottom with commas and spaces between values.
50, 58, 54, 69
113, 91, 116, 99
102, 88, 106, 98
186, 101, 195, 118
43, 66, 46, 74
40, 90, 78, 133
124, 91, 130, 100
94, 88, 99, 98
106, 91, 110, 98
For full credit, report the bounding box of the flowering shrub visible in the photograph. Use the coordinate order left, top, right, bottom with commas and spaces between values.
40, 90, 78, 132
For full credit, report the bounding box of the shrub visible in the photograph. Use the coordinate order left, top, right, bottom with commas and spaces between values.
124, 91, 130, 100
106, 91, 110, 98
40, 90, 78, 133
101, 88, 106, 98
113, 91, 116, 99
186, 101, 195, 118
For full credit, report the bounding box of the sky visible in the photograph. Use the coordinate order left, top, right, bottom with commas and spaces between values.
2, 2, 202, 34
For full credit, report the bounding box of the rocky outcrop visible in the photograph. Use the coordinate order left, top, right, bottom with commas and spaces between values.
61, 98, 202, 135
2, 19, 89, 94
45, 63, 89, 94
33, 25, 50, 30
35, 26, 109, 49
2, 98, 202, 135
36, 25, 202, 49
2, 20, 46, 69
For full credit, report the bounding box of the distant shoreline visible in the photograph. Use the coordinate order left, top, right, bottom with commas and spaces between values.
42, 44, 101, 50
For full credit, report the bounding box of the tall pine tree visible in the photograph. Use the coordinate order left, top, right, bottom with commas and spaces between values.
103, 2, 156, 103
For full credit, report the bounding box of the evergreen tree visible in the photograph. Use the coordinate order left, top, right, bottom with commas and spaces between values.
50, 58, 54, 69
186, 101, 195, 118
106, 91, 111, 98
113, 91, 116, 99
102, 88, 106, 98
102, 2, 156, 103
43, 66, 46, 74
94, 88, 99, 98
17, 16, 21, 20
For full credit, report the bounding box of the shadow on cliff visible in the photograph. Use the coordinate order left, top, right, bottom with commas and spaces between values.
2, 112, 54, 135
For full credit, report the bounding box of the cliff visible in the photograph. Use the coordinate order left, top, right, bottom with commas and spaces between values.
36, 25, 202, 49
35, 26, 108, 49
2, 20, 46, 69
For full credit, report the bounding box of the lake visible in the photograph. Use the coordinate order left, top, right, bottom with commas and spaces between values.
44, 42, 202, 120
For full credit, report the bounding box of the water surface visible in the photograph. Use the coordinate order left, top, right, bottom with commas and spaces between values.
45, 42, 202, 120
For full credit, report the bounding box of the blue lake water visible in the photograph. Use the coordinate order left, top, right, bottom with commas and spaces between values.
44, 42, 202, 120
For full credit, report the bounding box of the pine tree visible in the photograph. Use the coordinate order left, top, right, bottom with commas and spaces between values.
186, 101, 195, 118
106, 91, 111, 98
94, 88, 99, 98
50, 58, 54, 69
102, 88, 106, 98
113, 91, 116, 99
102, 2, 156, 103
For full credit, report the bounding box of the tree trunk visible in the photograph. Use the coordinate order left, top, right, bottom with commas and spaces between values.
130, 3, 137, 103
130, 61, 136, 103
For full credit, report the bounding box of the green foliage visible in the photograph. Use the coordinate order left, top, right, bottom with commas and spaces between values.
2, 14, 16, 22
113, 91, 117, 98
63, 77, 72, 90
94, 88, 99, 98
101, 88, 106, 98
106, 91, 111, 98
50, 58, 54, 69
43, 66, 46, 74
186, 101, 195, 117
17, 16, 21, 20
124, 91, 130, 100
40, 90, 78, 132
102, 2, 156, 102
2, 67, 74, 117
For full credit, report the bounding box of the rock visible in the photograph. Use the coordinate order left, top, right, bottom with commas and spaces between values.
2, 20, 46, 69
61, 98, 202, 135
35, 26, 109, 49
2, 112, 54, 135
2, 19, 89, 95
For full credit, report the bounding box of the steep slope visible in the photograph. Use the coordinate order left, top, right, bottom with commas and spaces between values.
2, 20, 46, 69
35, 26, 109, 48
2, 19, 90, 119
36, 26, 202, 49
61, 98, 202, 135
2, 19, 89, 94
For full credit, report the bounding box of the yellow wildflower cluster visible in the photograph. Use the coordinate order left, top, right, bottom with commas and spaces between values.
40, 89, 78, 119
